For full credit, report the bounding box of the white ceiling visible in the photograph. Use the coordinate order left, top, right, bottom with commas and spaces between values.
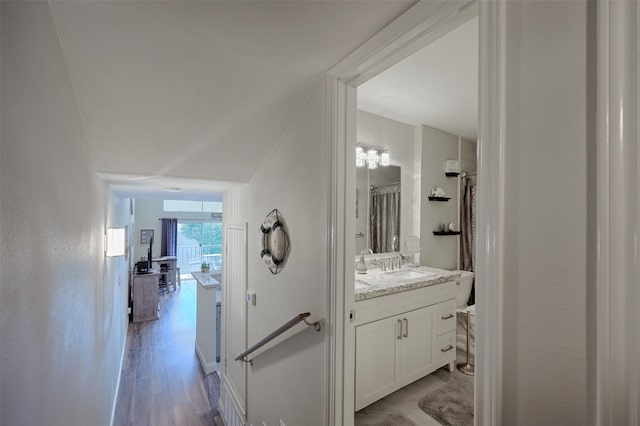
50, 0, 415, 199
357, 16, 478, 140
97, 173, 237, 201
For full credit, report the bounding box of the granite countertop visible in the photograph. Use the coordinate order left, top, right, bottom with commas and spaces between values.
191, 271, 221, 289
355, 266, 461, 301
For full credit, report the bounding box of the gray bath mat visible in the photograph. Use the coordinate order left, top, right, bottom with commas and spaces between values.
372, 413, 415, 426
418, 371, 474, 426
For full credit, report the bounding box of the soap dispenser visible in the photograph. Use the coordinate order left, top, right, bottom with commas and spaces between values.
356, 251, 368, 274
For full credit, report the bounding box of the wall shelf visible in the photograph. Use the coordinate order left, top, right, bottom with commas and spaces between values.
428, 196, 451, 202
433, 231, 461, 236
445, 172, 460, 177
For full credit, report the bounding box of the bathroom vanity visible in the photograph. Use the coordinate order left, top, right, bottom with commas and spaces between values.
354, 266, 460, 410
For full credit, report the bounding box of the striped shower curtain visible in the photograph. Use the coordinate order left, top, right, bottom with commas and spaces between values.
369, 183, 401, 253
461, 176, 477, 272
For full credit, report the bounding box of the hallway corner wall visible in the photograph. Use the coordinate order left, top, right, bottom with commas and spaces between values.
1, 3, 130, 425
244, 78, 328, 426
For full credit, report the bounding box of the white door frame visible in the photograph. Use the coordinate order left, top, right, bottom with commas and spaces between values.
595, 1, 640, 424
220, 222, 248, 425
325, 1, 503, 425
326, 1, 640, 425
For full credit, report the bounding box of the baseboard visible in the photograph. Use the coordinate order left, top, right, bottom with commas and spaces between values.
109, 324, 128, 426
195, 342, 217, 375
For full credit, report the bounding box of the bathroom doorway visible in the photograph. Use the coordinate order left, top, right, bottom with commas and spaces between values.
352, 13, 479, 422
324, 1, 500, 424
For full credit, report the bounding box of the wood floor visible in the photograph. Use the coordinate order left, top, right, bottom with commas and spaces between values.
114, 279, 221, 426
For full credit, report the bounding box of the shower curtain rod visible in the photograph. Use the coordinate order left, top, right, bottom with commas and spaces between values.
370, 181, 400, 188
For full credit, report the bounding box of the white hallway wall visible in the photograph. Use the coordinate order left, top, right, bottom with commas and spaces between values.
231, 79, 328, 426
1, 2, 131, 425
501, 1, 588, 424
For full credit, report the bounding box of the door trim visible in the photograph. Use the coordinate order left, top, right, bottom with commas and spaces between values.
221, 222, 248, 424
325, 1, 503, 424
595, 1, 640, 424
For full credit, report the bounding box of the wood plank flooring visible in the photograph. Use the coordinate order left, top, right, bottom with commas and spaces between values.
114, 280, 220, 426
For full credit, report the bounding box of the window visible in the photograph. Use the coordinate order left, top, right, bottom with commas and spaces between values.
163, 200, 223, 213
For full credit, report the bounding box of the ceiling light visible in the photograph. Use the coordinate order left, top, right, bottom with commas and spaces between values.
164, 187, 182, 192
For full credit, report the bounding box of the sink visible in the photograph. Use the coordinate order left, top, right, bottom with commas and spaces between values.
382, 269, 435, 280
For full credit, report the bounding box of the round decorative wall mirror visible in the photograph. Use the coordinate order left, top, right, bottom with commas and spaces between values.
259, 209, 290, 274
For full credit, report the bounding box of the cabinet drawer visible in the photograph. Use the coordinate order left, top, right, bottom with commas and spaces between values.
435, 330, 456, 367
434, 299, 456, 335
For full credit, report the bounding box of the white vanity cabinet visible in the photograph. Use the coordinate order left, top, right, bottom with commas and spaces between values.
354, 280, 457, 411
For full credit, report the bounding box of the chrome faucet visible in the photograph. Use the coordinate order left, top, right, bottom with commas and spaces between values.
389, 256, 396, 271
391, 255, 402, 270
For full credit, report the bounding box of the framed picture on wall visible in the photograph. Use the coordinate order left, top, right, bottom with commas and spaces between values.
140, 229, 154, 244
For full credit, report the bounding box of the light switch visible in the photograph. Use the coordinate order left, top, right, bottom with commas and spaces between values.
247, 289, 257, 306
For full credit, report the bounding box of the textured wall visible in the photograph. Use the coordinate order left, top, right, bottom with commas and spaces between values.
245, 79, 328, 426
1, 2, 130, 425
419, 124, 460, 270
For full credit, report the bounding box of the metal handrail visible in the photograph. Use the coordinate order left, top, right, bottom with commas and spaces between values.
235, 312, 321, 365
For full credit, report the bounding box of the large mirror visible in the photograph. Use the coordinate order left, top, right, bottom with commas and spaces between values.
355, 165, 401, 254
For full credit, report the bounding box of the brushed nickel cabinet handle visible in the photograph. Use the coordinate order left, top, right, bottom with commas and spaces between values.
441, 313, 454, 320
441, 344, 454, 352
403, 318, 408, 338
397, 319, 402, 340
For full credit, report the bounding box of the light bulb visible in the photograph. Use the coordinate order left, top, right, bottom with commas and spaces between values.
367, 149, 378, 164
380, 150, 390, 166
355, 146, 365, 167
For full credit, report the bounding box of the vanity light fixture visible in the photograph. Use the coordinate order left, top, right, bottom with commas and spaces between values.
106, 227, 125, 257
355, 145, 390, 169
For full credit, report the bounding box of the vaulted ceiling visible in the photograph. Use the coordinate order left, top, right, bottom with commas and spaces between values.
358, 15, 478, 140
49, 0, 415, 198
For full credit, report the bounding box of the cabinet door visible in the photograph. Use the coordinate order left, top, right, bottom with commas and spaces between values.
434, 299, 457, 335
397, 306, 434, 387
355, 316, 400, 411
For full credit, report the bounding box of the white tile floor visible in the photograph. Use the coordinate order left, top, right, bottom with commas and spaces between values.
354, 312, 475, 426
